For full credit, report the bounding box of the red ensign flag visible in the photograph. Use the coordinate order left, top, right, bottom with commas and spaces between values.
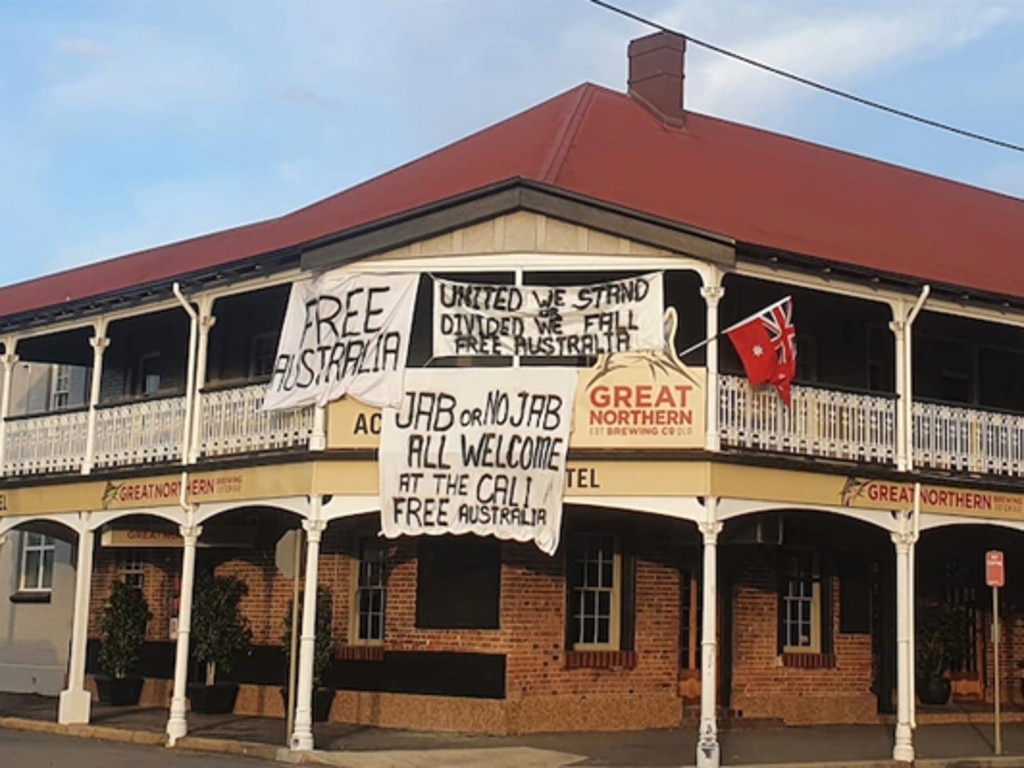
725, 297, 797, 406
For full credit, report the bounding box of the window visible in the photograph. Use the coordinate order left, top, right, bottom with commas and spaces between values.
249, 332, 278, 379
680, 567, 702, 670
50, 365, 71, 411
137, 352, 161, 396
415, 536, 501, 629
568, 534, 620, 650
353, 539, 386, 644
20, 533, 55, 592
781, 550, 820, 653
120, 549, 145, 590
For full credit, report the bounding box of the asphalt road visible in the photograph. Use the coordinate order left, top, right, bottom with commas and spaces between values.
0, 728, 273, 768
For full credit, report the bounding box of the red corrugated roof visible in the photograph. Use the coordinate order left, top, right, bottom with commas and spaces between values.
2, 81, 1022, 320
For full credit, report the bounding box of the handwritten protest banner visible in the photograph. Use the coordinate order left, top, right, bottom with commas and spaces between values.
264, 272, 419, 411
432, 272, 664, 358
380, 369, 577, 555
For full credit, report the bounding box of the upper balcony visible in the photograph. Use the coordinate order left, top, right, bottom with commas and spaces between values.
2, 270, 1024, 487
2, 383, 316, 477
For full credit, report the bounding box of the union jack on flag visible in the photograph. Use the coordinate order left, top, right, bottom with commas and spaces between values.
763, 297, 797, 374
724, 296, 797, 406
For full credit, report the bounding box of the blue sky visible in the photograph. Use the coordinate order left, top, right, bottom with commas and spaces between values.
1, 0, 1022, 289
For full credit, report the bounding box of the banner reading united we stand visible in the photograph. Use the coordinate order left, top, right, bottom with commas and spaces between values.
432, 272, 665, 358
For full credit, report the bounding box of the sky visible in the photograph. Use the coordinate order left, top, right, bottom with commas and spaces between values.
1, 0, 1022, 289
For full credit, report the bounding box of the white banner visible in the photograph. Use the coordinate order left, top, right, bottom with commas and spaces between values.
380, 368, 577, 555
432, 272, 664, 358
263, 272, 419, 411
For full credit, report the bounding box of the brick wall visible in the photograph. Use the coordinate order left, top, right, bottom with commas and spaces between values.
88, 547, 178, 643
729, 547, 876, 724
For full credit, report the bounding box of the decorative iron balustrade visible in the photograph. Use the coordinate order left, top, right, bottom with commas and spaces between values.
913, 400, 1024, 476
93, 396, 187, 468
198, 383, 315, 458
3, 409, 89, 476
719, 374, 897, 464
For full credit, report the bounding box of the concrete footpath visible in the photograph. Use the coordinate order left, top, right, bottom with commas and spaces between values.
4, 693, 1024, 767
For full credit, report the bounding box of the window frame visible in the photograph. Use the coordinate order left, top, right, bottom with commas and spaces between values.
136, 351, 162, 397
50, 364, 71, 411
19, 533, 56, 593
350, 538, 387, 646
248, 331, 279, 380
567, 533, 622, 652
119, 549, 145, 591
781, 549, 822, 654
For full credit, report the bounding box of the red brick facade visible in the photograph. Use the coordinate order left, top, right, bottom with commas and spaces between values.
84, 512, 964, 733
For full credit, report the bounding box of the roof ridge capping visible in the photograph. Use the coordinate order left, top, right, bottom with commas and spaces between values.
627, 31, 687, 126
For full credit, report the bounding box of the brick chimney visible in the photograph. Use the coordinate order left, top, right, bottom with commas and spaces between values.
627, 31, 686, 125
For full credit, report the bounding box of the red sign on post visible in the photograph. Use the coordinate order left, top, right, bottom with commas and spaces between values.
987, 550, 1005, 588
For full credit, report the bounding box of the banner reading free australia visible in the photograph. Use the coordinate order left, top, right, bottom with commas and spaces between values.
380, 369, 577, 555
432, 272, 664, 358
264, 272, 419, 410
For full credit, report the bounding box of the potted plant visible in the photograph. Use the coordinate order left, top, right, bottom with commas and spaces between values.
187, 573, 253, 714
915, 601, 971, 706
96, 581, 152, 706
280, 587, 336, 722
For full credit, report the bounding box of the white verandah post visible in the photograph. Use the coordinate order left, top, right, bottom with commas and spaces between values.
81, 322, 109, 475
0, 340, 20, 473
892, 516, 915, 763
166, 520, 202, 745
697, 498, 722, 768
58, 513, 95, 724
701, 273, 724, 453
291, 510, 325, 751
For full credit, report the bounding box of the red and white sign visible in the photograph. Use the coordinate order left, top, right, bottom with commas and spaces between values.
987, 550, 1005, 588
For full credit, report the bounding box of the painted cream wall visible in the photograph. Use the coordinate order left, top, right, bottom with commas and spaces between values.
0, 531, 76, 694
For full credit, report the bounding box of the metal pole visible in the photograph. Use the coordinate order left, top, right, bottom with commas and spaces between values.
994, 585, 1001, 755
285, 529, 303, 743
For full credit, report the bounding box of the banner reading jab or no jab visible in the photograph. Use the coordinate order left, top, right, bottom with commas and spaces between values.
379, 368, 577, 555
263, 272, 419, 411
432, 272, 664, 358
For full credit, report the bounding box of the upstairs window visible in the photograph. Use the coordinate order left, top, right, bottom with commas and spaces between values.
50, 365, 71, 410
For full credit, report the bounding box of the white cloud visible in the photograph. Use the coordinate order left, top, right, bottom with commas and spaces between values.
47, 27, 242, 125
57, 38, 115, 60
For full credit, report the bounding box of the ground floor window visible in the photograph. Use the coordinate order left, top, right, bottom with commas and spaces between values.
415, 536, 501, 629
119, 549, 145, 590
568, 533, 621, 650
353, 539, 386, 643
20, 533, 55, 592
680, 567, 702, 669
781, 549, 821, 653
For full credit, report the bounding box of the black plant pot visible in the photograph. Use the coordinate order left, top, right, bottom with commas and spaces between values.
917, 675, 951, 706
278, 686, 336, 723
187, 682, 240, 714
95, 676, 144, 706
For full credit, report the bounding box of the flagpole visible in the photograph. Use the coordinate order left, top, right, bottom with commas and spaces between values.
678, 296, 791, 358
720, 295, 791, 335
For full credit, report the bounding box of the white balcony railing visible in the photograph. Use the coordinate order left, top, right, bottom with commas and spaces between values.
913, 401, 1024, 477
3, 409, 89, 476
198, 383, 315, 458
719, 374, 897, 464
0, 383, 314, 477
93, 396, 187, 469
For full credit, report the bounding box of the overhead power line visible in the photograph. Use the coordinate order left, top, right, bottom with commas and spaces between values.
590, 0, 1024, 154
